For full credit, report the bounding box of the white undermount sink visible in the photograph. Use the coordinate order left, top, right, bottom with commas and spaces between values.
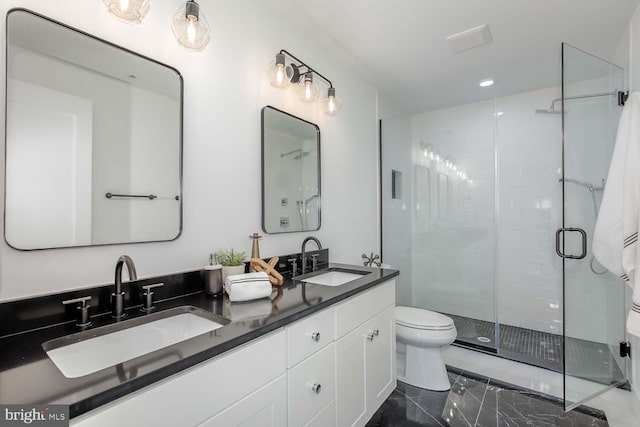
43, 306, 228, 378
301, 270, 367, 287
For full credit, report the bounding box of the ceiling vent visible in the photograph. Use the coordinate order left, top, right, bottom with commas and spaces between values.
446, 24, 493, 53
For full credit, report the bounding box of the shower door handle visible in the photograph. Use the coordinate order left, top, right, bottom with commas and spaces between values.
555, 228, 587, 259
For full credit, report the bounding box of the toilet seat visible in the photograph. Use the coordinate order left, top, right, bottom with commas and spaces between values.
395, 306, 455, 331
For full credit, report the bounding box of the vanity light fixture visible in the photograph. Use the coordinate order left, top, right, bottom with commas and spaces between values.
171, 1, 211, 51
103, 0, 150, 24
267, 49, 343, 116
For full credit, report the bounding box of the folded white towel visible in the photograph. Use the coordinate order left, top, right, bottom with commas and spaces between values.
593, 92, 640, 336
224, 272, 273, 302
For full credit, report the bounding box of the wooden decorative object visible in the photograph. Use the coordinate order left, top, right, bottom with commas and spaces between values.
250, 257, 284, 286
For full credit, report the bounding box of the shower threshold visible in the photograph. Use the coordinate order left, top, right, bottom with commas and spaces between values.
446, 313, 625, 387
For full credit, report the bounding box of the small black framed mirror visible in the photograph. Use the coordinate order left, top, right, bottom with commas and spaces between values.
261, 106, 320, 234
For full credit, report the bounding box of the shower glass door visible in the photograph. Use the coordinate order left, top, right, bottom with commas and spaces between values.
561, 43, 627, 410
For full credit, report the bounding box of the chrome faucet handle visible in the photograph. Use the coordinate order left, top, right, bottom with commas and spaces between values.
141, 283, 164, 313
62, 296, 92, 327
288, 258, 298, 276
311, 254, 320, 271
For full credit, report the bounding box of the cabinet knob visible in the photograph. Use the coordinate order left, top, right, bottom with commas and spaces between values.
311, 383, 321, 394
310, 331, 321, 342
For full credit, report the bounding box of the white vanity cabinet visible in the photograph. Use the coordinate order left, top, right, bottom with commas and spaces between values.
70, 278, 396, 427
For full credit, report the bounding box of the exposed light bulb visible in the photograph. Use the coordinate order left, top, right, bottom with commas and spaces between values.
321, 87, 342, 116
328, 96, 335, 112
103, 0, 149, 23
305, 81, 312, 100
171, 1, 211, 51
276, 64, 284, 85
187, 19, 197, 43
295, 73, 319, 103
267, 53, 290, 89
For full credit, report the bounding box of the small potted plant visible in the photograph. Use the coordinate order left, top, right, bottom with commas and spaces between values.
215, 248, 246, 282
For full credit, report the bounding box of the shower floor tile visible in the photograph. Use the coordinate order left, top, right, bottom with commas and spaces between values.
447, 313, 625, 386
366, 369, 609, 427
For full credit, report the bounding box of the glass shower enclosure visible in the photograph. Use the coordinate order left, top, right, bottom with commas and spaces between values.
381, 42, 629, 410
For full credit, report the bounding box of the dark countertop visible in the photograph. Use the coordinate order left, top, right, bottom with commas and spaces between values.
0, 263, 398, 418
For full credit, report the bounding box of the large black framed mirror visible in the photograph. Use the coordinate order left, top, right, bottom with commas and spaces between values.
261, 106, 320, 234
5, 9, 183, 250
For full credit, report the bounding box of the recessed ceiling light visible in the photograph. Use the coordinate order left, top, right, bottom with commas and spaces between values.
480, 79, 495, 87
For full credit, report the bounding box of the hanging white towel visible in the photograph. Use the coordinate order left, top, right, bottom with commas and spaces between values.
593, 92, 640, 336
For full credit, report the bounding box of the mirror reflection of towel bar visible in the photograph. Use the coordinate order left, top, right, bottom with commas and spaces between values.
105, 193, 157, 200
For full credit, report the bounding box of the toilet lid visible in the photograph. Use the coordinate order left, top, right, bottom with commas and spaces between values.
395, 306, 455, 330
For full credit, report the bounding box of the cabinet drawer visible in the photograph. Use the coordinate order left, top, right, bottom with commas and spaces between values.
198, 374, 287, 427
305, 401, 335, 427
71, 330, 286, 427
288, 343, 335, 427
287, 307, 335, 368
335, 280, 395, 338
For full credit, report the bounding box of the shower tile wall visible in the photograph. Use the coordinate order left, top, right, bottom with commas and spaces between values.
495, 87, 563, 334
408, 86, 564, 335
410, 99, 496, 324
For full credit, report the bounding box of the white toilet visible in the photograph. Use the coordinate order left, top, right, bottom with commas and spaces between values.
395, 306, 457, 391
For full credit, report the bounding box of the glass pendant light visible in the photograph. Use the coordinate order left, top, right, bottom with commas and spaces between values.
171, 1, 211, 51
295, 73, 320, 103
103, 0, 149, 24
321, 87, 343, 116
266, 53, 290, 88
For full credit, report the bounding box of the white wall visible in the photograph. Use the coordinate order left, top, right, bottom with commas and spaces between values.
0, 0, 379, 300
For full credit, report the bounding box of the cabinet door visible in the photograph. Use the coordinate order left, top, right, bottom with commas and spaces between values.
364, 306, 396, 415
335, 325, 366, 427
198, 374, 287, 427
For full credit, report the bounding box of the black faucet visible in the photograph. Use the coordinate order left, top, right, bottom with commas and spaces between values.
112, 255, 137, 319
301, 236, 322, 274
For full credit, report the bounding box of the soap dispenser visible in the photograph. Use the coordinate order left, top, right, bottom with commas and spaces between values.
204, 254, 224, 297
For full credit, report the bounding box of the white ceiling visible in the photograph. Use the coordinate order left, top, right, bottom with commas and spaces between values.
266, 0, 640, 114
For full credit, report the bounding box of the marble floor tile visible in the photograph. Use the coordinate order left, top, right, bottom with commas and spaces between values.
369, 370, 609, 427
